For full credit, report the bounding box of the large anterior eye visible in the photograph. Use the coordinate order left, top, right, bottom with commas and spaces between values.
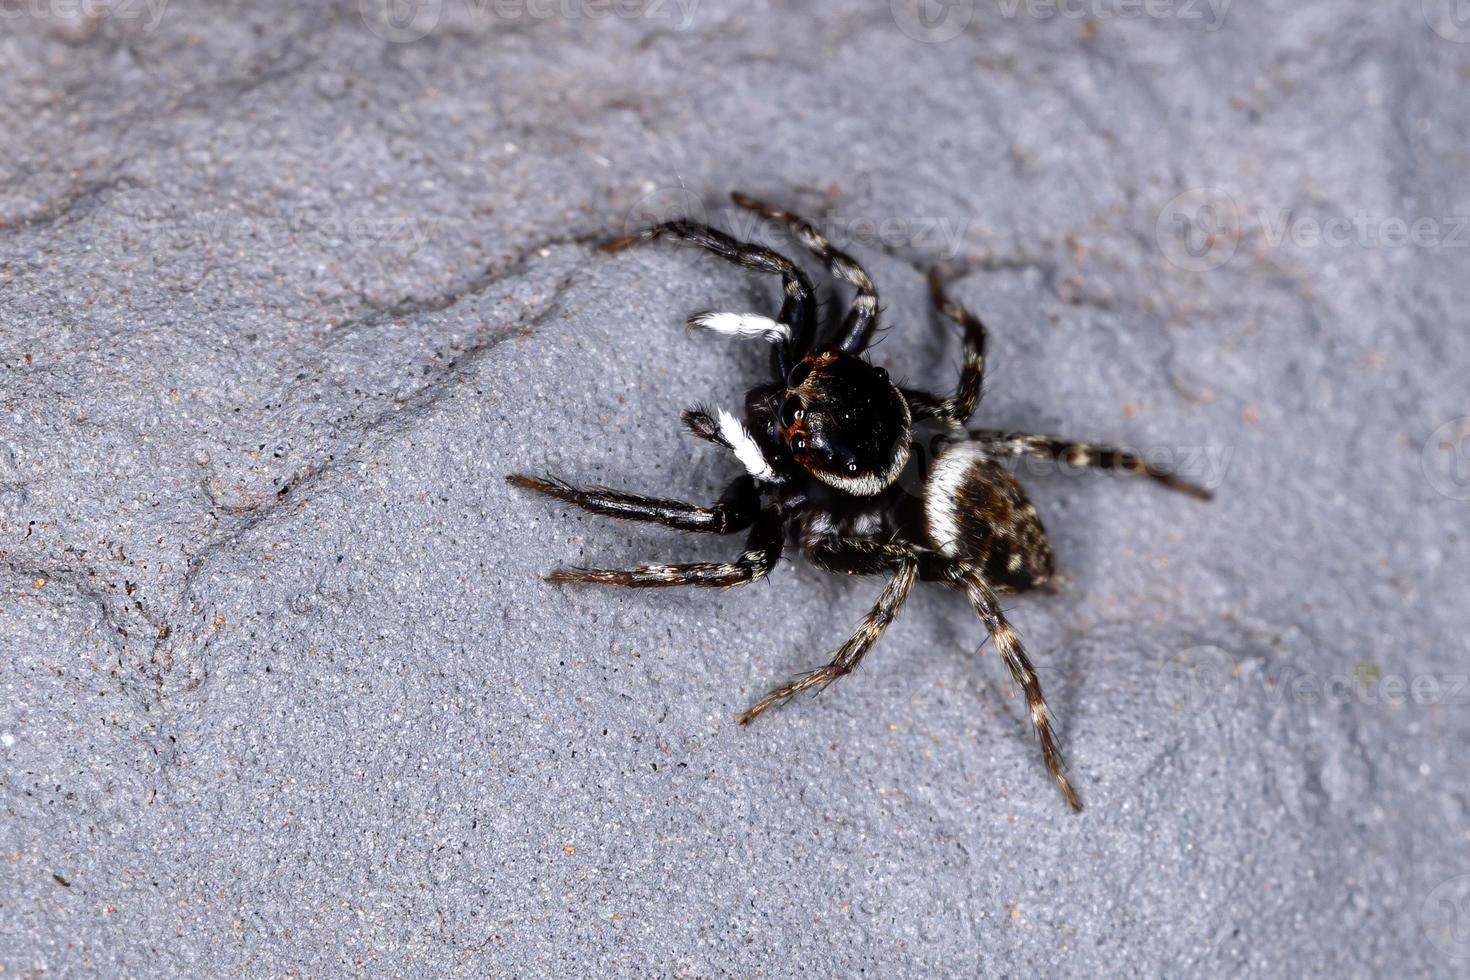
779, 395, 804, 428
786, 361, 812, 388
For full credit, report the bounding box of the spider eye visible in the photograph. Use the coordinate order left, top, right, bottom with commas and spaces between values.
847, 462, 859, 474
780, 395, 804, 428
786, 361, 813, 388
873, 366, 888, 381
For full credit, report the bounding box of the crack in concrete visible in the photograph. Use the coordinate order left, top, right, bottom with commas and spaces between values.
172, 255, 585, 636
328, 231, 602, 338
135, 250, 587, 788
3, 230, 593, 792
0, 173, 142, 233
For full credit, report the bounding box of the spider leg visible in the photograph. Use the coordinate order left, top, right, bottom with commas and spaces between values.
731, 192, 880, 355
806, 536, 927, 577
681, 407, 727, 448
955, 567, 1082, 811
738, 558, 918, 725
507, 474, 761, 534
544, 504, 785, 588
604, 218, 815, 378
904, 265, 988, 427
970, 430, 1213, 501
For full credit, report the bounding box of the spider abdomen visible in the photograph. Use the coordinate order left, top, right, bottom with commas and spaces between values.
923, 442, 1054, 593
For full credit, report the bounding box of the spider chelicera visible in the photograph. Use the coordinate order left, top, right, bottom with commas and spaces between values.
509, 192, 1211, 810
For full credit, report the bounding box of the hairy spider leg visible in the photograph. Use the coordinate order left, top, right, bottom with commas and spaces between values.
604, 219, 816, 379
731, 192, 881, 355
746, 520, 1079, 812
543, 504, 786, 588
507, 474, 763, 534
969, 430, 1214, 501
902, 265, 989, 428
803, 534, 935, 577
738, 559, 918, 725
957, 567, 1083, 811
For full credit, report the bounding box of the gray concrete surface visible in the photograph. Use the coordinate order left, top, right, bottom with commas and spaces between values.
2, 0, 1468, 975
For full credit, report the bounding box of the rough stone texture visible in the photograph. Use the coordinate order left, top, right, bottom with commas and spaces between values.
2, 1, 1468, 975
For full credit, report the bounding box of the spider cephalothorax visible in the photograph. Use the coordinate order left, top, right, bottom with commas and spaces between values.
511, 192, 1212, 811
780, 352, 911, 495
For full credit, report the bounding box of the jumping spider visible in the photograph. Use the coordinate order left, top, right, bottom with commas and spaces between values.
509, 192, 1211, 810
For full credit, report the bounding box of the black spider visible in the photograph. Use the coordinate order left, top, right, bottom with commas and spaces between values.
509, 192, 1211, 811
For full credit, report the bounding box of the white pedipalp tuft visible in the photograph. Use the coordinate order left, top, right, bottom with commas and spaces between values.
689, 311, 791, 344
716, 409, 781, 483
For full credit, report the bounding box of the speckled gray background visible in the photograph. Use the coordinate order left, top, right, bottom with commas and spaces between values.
2, 0, 1468, 976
